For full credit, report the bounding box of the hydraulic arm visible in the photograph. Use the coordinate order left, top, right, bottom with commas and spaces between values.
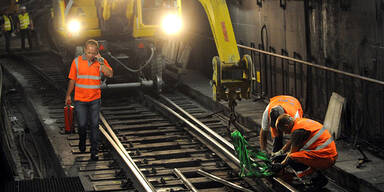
198, 0, 254, 102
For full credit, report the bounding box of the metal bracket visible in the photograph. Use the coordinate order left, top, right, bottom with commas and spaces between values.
308, 0, 316, 9
340, 0, 351, 11
280, 0, 286, 9
64, 0, 74, 17
257, 0, 262, 7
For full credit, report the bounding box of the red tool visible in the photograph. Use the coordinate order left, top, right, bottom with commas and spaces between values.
64, 105, 74, 134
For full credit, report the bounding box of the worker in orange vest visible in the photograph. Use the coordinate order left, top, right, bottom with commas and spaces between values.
259, 95, 303, 157
274, 114, 338, 190
65, 39, 113, 161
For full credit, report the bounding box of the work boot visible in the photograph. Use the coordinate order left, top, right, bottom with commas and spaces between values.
78, 138, 86, 153
91, 153, 99, 161
303, 172, 328, 192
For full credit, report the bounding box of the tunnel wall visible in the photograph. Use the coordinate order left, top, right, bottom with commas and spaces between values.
185, 0, 384, 149
230, 0, 384, 148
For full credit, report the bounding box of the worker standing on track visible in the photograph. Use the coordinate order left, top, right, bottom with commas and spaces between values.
65, 39, 113, 161
1, 11, 14, 53
17, 6, 33, 49
259, 95, 303, 157
274, 114, 338, 190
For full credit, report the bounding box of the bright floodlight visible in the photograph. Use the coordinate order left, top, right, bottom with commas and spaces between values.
68, 19, 81, 34
162, 14, 182, 35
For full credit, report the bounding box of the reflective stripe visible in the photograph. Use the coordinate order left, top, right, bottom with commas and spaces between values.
77, 75, 101, 80
18, 13, 30, 29
75, 56, 102, 88
301, 126, 326, 150
294, 110, 300, 120
75, 57, 79, 76
315, 137, 334, 151
75, 84, 101, 89
3, 16, 11, 31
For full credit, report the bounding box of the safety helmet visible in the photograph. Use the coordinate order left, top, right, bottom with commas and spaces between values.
20, 6, 26, 10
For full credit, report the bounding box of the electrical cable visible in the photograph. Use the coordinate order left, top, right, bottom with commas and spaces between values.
22, 134, 43, 178
18, 133, 35, 177
108, 47, 155, 73
31, 134, 45, 177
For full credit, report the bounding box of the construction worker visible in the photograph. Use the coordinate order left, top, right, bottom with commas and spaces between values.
65, 39, 113, 161
274, 114, 337, 190
17, 6, 33, 49
259, 95, 303, 156
1, 11, 14, 53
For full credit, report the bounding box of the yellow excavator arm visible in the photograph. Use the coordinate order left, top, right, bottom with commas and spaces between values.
199, 0, 254, 101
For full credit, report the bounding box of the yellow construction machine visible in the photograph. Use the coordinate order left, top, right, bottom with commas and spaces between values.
51, 0, 254, 103
51, 0, 182, 43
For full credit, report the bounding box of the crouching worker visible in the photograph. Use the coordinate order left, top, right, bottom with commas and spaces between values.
273, 114, 337, 190
259, 95, 303, 156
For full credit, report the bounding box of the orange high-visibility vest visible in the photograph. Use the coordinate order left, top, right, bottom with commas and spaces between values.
289, 118, 338, 160
268, 95, 303, 137
68, 55, 111, 102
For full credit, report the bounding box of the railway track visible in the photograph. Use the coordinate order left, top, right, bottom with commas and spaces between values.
0, 52, 348, 192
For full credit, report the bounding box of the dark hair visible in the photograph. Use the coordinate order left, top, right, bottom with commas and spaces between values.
85, 39, 98, 48
270, 106, 284, 128
276, 114, 293, 132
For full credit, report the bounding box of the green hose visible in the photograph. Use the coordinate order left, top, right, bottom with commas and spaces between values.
231, 130, 274, 177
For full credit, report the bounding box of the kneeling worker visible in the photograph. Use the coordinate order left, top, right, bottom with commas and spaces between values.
65, 39, 113, 161
275, 114, 338, 189
259, 95, 303, 156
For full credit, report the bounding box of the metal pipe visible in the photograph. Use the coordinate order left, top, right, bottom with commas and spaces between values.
99, 115, 156, 192
159, 95, 235, 153
99, 114, 142, 174
197, 169, 253, 192
273, 177, 299, 192
237, 44, 384, 86
64, 0, 74, 17
104, 80, 153, 89
173, 168, 199, 192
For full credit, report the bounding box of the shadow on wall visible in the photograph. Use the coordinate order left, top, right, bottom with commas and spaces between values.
181, 0, 218, 79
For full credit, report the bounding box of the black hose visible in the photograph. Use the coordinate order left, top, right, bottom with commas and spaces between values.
109, 47, 155, 73
261, 24, 269, 51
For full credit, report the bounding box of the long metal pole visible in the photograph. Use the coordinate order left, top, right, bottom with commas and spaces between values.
173, 168, 199, 192
99, 115, 156, 192
237, 44, 384, 86
159, 95, 235, 152
197, 169, 254, 192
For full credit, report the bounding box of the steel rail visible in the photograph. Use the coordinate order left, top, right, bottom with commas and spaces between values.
197, 169, 254, 192
145, 95, 273, 192
237, 44, 384, 86
145, 95, 240, 165
99, 114, 156, 192
158, 95, 297, 192
173, 168, 199, 192
159, 94, 235, 153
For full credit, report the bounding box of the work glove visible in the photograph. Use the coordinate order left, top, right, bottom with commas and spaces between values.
271, 150, 284, 158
